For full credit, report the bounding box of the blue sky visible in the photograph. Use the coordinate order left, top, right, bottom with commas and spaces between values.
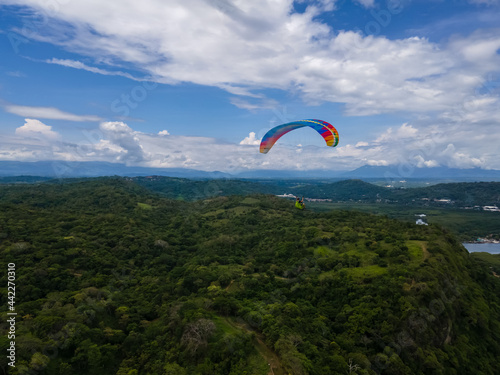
0, 0, 499, 174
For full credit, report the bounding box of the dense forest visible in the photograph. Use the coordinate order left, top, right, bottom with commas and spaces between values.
132, 177, 500, 208
1, 178, 500, 374
2, 176, 500, 207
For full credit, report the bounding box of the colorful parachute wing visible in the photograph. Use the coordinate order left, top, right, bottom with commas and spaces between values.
259, 119, 339, 154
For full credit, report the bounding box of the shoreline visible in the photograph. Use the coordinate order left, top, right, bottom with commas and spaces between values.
462, 240, 500, 245
462, 242, 500, 255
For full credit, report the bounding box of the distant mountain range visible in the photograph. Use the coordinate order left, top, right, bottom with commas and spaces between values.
1, 160, 500, 181
0, 161, 232, 179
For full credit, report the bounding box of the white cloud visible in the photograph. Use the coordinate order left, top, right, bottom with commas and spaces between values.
15, 118, 60, 140
3, 118, 500, 171
5, 0, 499, 116
374, 123, 418, 143
45, 58, 147, 81
301, 0, 338, 12
353, 0, 375, 8
366, 159, 388, 166
4, 104, 102, 122
1, 0, 500, 172
92, 139, 128, 158
6, 71, 26, 77
439, 143, 485, 168
240, 132, 261, 145
414, 155, 439, 168
99, 121, 146, 163
440, 95, 500, 124
217, 84, 265, 98
230, 97, 279, 110
158, 130, 170, 136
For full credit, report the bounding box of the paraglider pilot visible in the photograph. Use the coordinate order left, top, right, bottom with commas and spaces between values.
295, 196, 305, 209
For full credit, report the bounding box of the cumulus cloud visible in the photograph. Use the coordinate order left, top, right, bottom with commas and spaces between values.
414, 155, 439, 168
347, 119, 500, 171
374, 123, 418, 143
4, 104, 102, 122
158, 130, 170, 136
240, 132, 261, 145
15, 119, 60, 140
1, 0, 499, 172
5, 0, 499, 116
99, 121, 146, 163
439, 143, 484, 168
3, 119, 500, 171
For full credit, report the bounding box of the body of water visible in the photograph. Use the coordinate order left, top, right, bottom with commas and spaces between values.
462, 243, 500, 254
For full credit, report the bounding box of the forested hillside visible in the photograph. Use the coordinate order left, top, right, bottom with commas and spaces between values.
2, 176, 499, 207
1, 178, 500, 374
132, 177, 500, 207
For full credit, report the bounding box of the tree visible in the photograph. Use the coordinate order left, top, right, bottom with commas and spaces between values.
347, 358, 360, 374
29, 352, 50, 372
164, 362, 187, 375
181, 319, 216, 356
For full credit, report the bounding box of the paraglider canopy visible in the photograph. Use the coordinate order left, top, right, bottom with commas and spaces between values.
260, 119, 339, 154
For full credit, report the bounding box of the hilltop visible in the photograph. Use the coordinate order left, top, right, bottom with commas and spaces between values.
1, 178, 500, 374
1, 176, 499, 241
129, 176, 500, 207
132, 178, 500, 241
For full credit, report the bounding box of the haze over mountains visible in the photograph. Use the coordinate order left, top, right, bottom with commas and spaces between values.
2, 161, 500, 181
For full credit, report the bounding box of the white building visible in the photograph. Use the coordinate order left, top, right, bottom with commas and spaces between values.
434, 199, 452, 203
276, 193, 296, 198
483, 206, 500, 212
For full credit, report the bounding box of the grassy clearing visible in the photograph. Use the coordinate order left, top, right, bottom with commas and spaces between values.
406, 240, 428, 263
213, 316, 241, 336
203, 206, 254, 217
345, 264, 388, 279
137, 202, 153, 210
232, 206, 254, 215
241, 197, 260, 205
319, 265, 388, 282
217, 317, 284, 375
202, 208, 226, 217
345, 241, 378, 263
